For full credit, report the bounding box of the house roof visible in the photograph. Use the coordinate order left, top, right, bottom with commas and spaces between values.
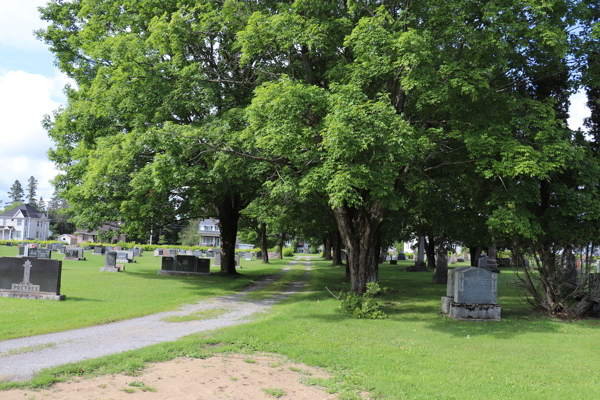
0, 226, 15, 230
74, 224, 120, 235
0, 204, 46, 219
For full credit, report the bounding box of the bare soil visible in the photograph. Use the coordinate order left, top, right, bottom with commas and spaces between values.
2, 353, 341, 400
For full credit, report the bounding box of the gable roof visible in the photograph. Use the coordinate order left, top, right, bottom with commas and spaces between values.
0, 204, 47, 219
74, 224, 120, 235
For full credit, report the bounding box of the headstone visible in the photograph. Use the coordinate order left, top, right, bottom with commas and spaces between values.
168, 249, 177, 257
175, 255, 197, 272
0, 257, 65, 300
154, 248, 164, 257
186, 250, 193, 255
398, 252, 406, 260
206, 250, 215, 258
101, 251, 119, 272
478, 254, 488, 268
441, 267, 500, 320
244, 253, 253, 261
454, 267, 497, 304
116, 251, 130, 263
36, 249, 52, 260
94, 246, 106, 255
235, 254, 241, 267
267, 252, 279, 260
197, 258, 210, 273
27, 248, 40, 258
457, 256, 465, 263
192, 250, 202, 257
114, 246, 122, 251
131, 247, 140, 257
215, 253, 221, 266
450, 254, 457, 265
64, 248, 84, 261
161, 256, 175, 271
6, 241, 12, 246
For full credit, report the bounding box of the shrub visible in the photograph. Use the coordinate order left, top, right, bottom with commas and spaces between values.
283, 248, 294, 257
337, 283, 386, 319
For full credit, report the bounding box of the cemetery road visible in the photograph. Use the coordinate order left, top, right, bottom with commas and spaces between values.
0, 265, 313, 382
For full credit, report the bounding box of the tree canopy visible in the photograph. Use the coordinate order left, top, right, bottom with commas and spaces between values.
38, 0, 600, 294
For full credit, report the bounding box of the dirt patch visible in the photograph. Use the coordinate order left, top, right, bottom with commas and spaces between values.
2, 353, 341, 399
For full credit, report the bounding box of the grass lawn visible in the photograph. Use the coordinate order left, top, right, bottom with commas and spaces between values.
2, 249, 600, 399
0, 245, 286, 340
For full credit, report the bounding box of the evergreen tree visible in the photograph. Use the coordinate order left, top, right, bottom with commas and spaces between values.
38, 196, 46, 211
8, 180, 24, 205
26, 176, 38, 207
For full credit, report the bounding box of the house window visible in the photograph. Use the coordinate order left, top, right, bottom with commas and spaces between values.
2, 219, 5, 225
215, 238, 220, 246
203, 237, 214, 245
204, 226, 213, 231
16, 231, 21, 239
36, 232, 39, 239
24, 219, 28, 226
17, 220, 22, 226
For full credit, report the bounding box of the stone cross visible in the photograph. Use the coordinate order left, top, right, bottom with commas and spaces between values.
22, 260, 32, 284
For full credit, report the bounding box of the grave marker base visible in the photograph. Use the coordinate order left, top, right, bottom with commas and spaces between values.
64, 257, 86, 261
100, 267, 121, 272
0, 289, 65, 301
157, 270, 211, 277
448, 302, 501, 320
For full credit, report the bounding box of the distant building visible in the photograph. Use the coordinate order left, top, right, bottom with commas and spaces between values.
197, 219, 221, 247
0, 204, 51, 240
197, 218, 254, 249
74, 224, 127, 244
58, 234, 77, 246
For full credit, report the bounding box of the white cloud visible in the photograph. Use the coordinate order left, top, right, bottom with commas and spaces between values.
568, 90, 591, 132
0, 0, 50, 50
0, 69, 73, 205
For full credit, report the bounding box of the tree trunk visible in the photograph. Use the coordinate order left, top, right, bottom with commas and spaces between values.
278, 233, 285, 260
214, 194, 243, 275
324, 233, 332, 260
332, 230, 342, 266
470, 246, 482, 267
433, 240, 448, 284
333, 204, 385, 294
260, 222, 269, 263
425, 234, 436, 270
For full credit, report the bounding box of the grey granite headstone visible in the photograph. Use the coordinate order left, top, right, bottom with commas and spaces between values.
215, 253, 221, 266
168, 249, 177, 257
37, 249, 52, 259
206, 250, 214, 258
131, 248, 140, 257
101, 251, 119, 272
94, 246, 105, 255
185, 250, 193, 255
478, 254, 488, 268
235, 254, 240, 266
244, 253, 253, 261
454, 267, 497, 304
116, 251, 130, 263
0, 257, 65, 300
192, 250, 202, 257
64, 248, 84, 260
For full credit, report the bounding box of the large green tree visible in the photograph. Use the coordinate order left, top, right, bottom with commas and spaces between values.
26, 176, 38, 208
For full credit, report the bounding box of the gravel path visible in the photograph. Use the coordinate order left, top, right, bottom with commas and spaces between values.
0, 267, 312, 382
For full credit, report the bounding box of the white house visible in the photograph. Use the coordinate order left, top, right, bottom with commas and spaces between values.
197, 218, 221, 247
58, 234, 77, 245
0, 204, 51, 240
196, 218, 254, 249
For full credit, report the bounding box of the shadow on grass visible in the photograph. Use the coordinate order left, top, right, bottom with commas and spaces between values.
63, 297, 105, 302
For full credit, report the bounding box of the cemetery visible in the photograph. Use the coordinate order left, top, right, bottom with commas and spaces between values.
2, 0, 600, 398
1, 242, 600, 399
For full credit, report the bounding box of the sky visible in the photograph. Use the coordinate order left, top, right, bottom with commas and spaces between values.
0, 2, 593, 210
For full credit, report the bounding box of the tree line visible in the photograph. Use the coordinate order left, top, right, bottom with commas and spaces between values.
37, 0, 599, 316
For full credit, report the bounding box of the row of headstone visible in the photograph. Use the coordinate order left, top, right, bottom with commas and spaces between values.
0, 256, 65, 300
16, 245, 52, 260
64, 247, 85, 261
159, 255, 211, 275
441, 266, 501, 320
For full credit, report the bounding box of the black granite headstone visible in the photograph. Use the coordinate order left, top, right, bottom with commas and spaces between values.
6, 242, 12, 246
175, 255, 197, 272
161, 256, 175, 271
27, 248, 40, 258
197, 258, 210, 273
158, 249, 164, 256
0, 257, 63, 296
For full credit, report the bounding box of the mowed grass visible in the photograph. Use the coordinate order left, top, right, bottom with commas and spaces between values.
3, 252, 600, 399
0, 245, 285, 340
